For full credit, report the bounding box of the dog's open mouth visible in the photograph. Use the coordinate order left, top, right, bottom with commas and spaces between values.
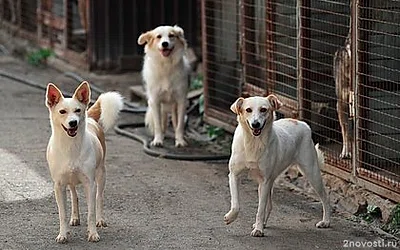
252, 128, 262, 137
160, 47, 174, 57
247, 121, 265, 137
62, 124, 78, 137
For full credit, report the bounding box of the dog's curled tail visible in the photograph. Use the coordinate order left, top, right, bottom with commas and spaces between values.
315, 143, 325, 170
88, 92, 124, 132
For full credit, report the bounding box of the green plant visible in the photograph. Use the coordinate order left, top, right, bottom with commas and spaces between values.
206, 125, 224, 140
382, 204, 400, 235
198, 94, 204, 115
190, 74, 203, 91
26, 48, 54, 66
357, 204, 382, 223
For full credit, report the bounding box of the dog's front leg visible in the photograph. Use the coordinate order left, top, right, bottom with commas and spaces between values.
84, 181, 100, 242
69, 185, 80, 226
174, 100, 187, 147
224, 161, 245, 225
54, 183, 69, 243
251, 180, 272, 237
150, 101, 164, 147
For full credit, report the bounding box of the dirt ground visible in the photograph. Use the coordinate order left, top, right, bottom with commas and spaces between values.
0, 54, 399, 250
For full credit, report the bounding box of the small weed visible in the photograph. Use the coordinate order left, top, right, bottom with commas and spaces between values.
382, 204, 400, 236
190, 74, 203, 91
356, 204, 382, 223
26, 48, 54, 66
198, 94, 204, 115
206, 125, 224, 140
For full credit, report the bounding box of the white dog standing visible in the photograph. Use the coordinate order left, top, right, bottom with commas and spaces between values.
224, 95, 331, 237
45, 81, 123, 243
138, 25, 190, 147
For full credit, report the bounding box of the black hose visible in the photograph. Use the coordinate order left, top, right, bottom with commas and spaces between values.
0, 69, 230, 161
115, 123, 230, 161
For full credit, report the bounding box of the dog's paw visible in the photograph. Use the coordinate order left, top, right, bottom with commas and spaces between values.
88, 232, 100, 242
339, 150, 351, 159
250, 228, 264, 237
175, 138, 187, 147
55, 234, 68, 244
150, 138, 164, 147
70, 218, 80, 226
96, 219, 108, 228
224, 210, 239, 225
316, 220, 330, 228
252, 223, 267, 229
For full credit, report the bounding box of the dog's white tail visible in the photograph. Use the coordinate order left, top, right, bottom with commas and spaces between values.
88, 92, 124, 132
315, 143, 325, 170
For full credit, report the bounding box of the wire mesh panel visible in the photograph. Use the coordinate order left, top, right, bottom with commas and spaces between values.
358, 0, 400, 191
300, 0, 351, 170
241, 0, 298, 114
202, 0, 241, 128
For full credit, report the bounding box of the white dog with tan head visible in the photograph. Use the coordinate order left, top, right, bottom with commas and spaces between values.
224, 95, 331, 237
138, 25, 190, 147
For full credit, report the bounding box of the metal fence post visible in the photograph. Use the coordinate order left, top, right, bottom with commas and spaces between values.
351, 0, 359, 179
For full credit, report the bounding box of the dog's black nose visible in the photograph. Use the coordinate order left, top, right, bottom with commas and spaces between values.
251, 121, 261, 129
162, 41, 169, 48
69, 120, 78, 128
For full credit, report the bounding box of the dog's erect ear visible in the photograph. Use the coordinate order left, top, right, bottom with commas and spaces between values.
138, 31, 151, 45
73, 81, 91, 105
266, 94, 282, 111
46, 83, 64, 108
230, 97, 245, 115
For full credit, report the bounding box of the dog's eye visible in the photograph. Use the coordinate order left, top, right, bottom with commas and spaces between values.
168, 34, 175, 38
156, 34, 162, 39
59, 110, 66, 114
246, 108, 252, 113
75, 108, 81, 113
260, 108, 267, 113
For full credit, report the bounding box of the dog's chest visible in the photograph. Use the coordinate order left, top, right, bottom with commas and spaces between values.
244, 140, 265, 164
47, 141, 96, 185
49, 159, 86, 185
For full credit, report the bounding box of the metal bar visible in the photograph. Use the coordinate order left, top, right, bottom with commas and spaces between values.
351, 0, 359, 177
201, 0, 209, 116
62, 0, 68, 49
298, 0, 311, 120
296, 0, 302, 115
86, 0, 91, 66
104, 0, 110, 67
266, 0, 274, 94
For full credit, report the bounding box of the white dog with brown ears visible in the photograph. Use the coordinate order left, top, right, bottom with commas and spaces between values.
224, 95, 331, 237
45, 81, 123, 243
138, 25, 191, 147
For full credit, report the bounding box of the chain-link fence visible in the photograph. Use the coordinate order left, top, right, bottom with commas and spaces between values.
202, 0, 400, 200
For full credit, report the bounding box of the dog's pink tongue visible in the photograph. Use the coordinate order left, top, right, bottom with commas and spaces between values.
161, 49, 171, 57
